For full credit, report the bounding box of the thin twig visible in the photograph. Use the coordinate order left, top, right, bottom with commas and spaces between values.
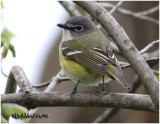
109, 1, 124, 15
120, 57, 159, 69
97, 1, 123, 34
136, 5, 159, 16
112, 39, 159, 55
1, 59, 8, 77
97, 1, 124, 36
140, 40, 159, 54
112, 39, 159, 56
74, 1, 159, 106
152, 70, 159, 75
1, 92, 158, 113
44, 69, 65, 92
93, 108, 119, 123
32, 77, 70, 89
1, 66, 8, 77
101, 2, 159, 25
59, 1, 81, 16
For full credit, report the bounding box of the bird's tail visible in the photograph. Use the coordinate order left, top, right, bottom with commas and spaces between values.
107, 70, 132, 91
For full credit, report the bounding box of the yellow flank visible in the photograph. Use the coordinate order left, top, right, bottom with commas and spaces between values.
59, 44, 111, 86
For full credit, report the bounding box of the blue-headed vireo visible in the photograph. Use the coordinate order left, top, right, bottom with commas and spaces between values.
57, 16, 131, 94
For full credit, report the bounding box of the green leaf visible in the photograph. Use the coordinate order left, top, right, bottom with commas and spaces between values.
156, 74, 159, 80
1, 28, 16, 59
9, 44, 16, 57
1, 116, 8, 123
1, 40, 4, 47
2, 44, 9, 58
1, 28, 15, 45
1, 103, 28, 120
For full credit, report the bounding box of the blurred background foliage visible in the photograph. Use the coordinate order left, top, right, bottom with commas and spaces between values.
1, 1, 16, 59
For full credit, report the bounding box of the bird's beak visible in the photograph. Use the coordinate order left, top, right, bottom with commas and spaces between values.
57, 23, 69, 30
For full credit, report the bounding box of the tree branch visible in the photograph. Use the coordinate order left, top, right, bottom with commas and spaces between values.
74, 1, 159, 106
32, 77, 70, 89
59, 1, 81, 16
44, 69, 66, 92
120, 57, 159, 69
5, 66, 33, 94
1, 92, 158, 113
136, 5, 159, 16
100, 2, 159, 25
109, 1, 124, 15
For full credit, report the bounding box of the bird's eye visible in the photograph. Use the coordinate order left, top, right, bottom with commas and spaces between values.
74, 25, 83, 32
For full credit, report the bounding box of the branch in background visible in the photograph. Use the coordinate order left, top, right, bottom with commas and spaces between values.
100, 2, 159, 25
93, 75, 141, 123
152, 70, 159, 75
44, 69, 65, 92
1, 92, 158, 113
32, 77, 70, 89
5, 66, 33, 94
140, 40, 159, 54
1, 58, 8, 77
109, 1, 124, 15
136, 5, 159, 16
97, 1, 124, 36
1, 65, 8, 77
97, 1, 124, 31
109, 41, 121, 54
120, 57, 159, 69
59, 1, 81, 16
93, 108, 119, 123
111, 39, 159, 55
74, 1, 159, 106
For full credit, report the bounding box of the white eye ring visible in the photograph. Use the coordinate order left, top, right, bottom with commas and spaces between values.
74, 25, 83, 32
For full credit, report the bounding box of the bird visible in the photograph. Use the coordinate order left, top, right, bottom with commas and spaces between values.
57, 16, 131, 94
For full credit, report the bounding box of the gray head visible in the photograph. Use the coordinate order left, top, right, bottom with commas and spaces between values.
57, 16, 98, 39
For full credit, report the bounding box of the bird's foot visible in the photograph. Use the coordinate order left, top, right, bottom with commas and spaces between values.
70, 90, 77, 95
96, 89, 107, 94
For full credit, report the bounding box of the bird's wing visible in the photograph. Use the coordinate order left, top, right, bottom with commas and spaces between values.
62, 46, 123, 77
